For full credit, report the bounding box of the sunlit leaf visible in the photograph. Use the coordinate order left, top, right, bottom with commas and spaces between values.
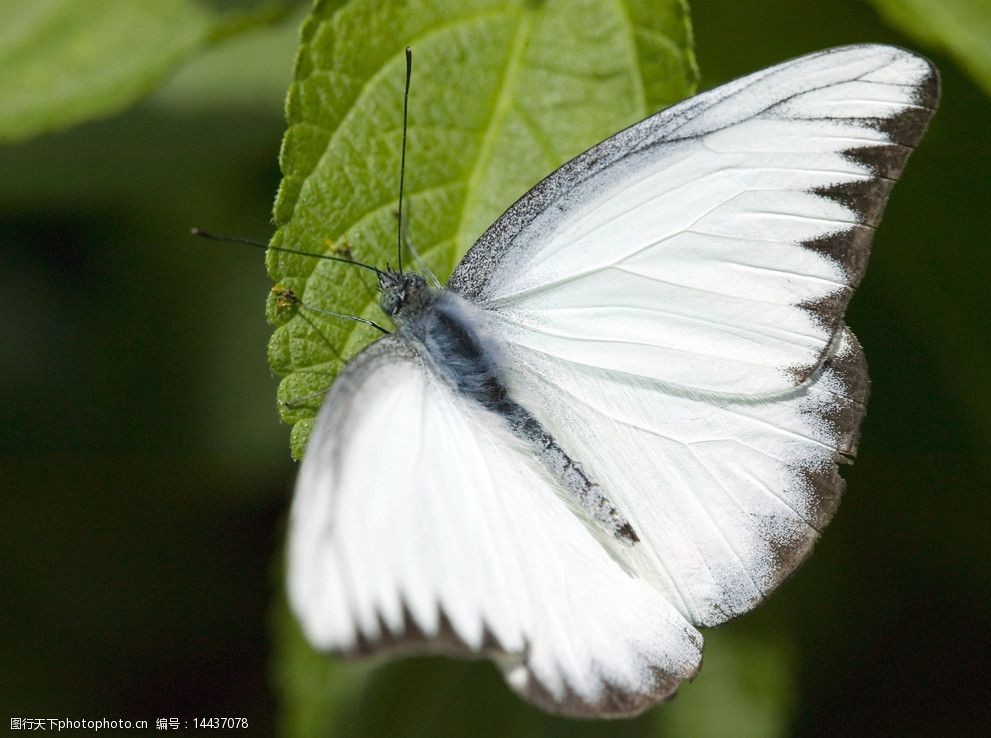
269, 1, 702, 734
266, 0, 698, 459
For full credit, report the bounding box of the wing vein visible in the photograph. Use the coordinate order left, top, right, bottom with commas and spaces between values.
678, 447, 767, 598
690, 438, 821, 530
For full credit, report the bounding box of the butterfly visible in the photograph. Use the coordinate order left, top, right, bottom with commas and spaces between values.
285, 44, 938, 717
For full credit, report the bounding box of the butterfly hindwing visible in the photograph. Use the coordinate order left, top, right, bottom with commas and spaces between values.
499, 327, 868, 625
288, 336, 702, 716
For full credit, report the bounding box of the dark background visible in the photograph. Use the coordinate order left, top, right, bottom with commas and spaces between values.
2, 1, 988, 735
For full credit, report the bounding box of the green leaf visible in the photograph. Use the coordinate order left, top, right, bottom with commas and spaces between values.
268, 0, 698, 460
871, 0, 991, 95
270, 0, 698, 732
0, 0, 290, 142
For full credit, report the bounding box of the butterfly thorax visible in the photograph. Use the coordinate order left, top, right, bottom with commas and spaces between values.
381, 272, 507, 407
378, 271, 498, 392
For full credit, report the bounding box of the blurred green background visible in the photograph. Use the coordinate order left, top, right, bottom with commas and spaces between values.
2, 1, 988, 735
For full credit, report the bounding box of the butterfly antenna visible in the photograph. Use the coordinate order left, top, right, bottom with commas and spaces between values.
396, 46, 413, 275
190, 228, 383, 276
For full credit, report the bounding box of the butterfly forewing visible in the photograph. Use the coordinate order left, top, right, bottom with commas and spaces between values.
289, 336, 702, 717
450, 44, 937, 397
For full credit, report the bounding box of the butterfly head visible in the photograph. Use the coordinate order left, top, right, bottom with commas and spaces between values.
378, 270, 429, 319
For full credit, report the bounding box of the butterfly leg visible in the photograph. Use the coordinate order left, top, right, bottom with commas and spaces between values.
275, 287, 392, 334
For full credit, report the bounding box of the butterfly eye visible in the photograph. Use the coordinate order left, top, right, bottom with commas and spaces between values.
380, 291, 402, 316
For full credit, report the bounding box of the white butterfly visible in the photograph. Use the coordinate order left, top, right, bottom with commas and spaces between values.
286, 44, 938, 717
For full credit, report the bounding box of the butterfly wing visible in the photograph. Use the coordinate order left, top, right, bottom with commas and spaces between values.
288, 336, 702, 716
450, 44, 938, 397
498, 326, 868, 625
448, 45, 936, 624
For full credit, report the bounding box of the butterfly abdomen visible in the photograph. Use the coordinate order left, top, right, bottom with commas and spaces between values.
503, 402, 639, 543
505, 403, 640, 544
407, 290, 638, 543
